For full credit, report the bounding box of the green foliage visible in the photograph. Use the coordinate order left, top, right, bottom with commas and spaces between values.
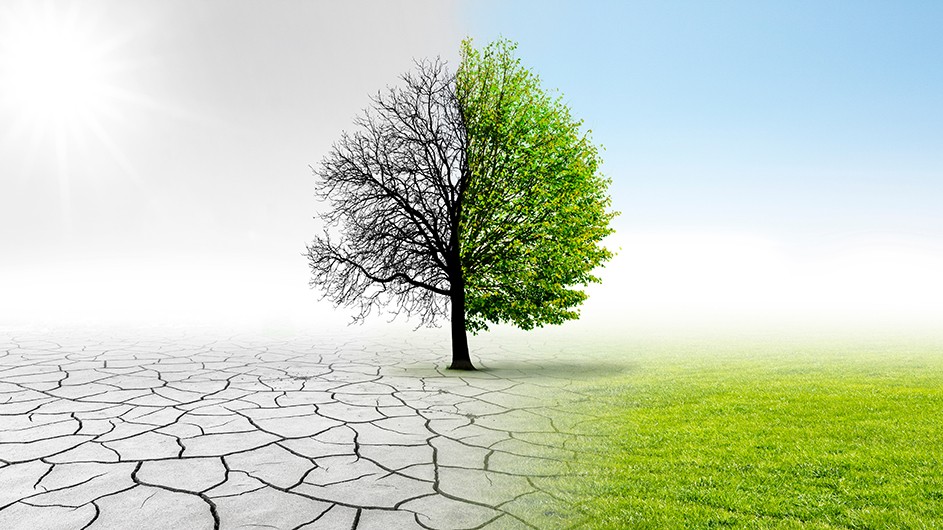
456, 38, 617, 333
538, 341, 943, 528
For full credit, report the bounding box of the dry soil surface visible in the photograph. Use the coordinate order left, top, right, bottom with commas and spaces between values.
0, 328, 600, 529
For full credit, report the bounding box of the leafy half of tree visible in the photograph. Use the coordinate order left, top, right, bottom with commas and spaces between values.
458, 39, 615, 333
307, 39, 616, 370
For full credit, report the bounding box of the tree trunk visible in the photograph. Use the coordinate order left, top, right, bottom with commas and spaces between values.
448, 273, 474, 370
449, 158, 473, 370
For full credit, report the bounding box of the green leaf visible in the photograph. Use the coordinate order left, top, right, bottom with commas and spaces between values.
457, 38, 618, 333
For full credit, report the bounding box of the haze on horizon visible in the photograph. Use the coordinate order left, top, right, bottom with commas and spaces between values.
2, 1, 941, 335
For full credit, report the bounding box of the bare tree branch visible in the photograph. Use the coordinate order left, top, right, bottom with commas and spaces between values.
306, 59, 464, 327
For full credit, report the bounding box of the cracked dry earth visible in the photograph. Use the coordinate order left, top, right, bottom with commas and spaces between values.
0, 329, 593, 530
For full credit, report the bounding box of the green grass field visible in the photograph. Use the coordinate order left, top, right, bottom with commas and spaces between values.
539, 336, 943, 529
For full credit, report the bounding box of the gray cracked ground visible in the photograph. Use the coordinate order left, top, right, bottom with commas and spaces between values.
0, 329, 599, 529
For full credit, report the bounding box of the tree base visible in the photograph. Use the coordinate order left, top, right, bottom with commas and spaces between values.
447, 360, 476, 371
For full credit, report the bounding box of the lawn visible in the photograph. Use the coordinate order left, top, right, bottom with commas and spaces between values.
539, 335, 943, 529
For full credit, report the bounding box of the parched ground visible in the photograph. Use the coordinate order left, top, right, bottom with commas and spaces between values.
0, 328, 600, 530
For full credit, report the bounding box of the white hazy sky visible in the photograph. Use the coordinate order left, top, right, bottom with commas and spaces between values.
1, 1, 941, 332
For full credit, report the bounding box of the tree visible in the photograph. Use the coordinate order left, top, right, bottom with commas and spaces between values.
307, 39, 616, 370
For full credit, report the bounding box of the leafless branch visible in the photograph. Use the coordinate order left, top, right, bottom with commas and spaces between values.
306, 59, 465, 326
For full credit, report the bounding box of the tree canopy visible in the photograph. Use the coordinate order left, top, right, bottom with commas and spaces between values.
307, 38, 616, 369
457, 39, 615, 333
306, 59, 462, 328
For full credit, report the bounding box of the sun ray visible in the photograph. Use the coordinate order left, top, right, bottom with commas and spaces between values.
0, 0, 160, 228
83, 111, 148, 190
53, 121, 73, 236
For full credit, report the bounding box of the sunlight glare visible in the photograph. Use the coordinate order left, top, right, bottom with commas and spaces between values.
0, 4, 112, 126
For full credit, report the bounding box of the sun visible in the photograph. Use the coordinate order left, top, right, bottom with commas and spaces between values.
0, 2, 115, 128
0, 1, 146, 232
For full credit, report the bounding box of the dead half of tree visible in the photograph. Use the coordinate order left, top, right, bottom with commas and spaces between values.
306, 58, 476, 369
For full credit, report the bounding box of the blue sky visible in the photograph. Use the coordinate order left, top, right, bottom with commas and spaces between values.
465, 1, 943, 243
1, 1, 940, 329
